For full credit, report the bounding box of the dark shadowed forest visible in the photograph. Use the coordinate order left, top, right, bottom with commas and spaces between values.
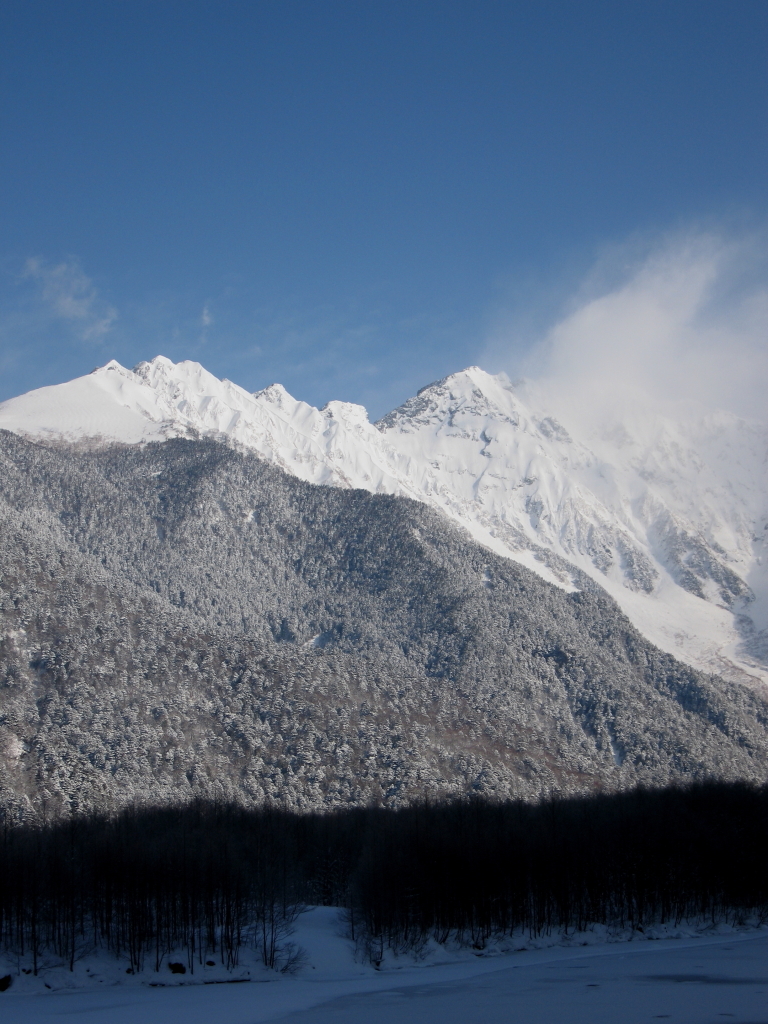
2, 783, 767, 972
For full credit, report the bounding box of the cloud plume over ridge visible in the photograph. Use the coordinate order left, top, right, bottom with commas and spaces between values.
488, 230, 768, 431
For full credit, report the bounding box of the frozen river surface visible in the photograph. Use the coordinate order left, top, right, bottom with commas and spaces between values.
3, 922, 768, 1024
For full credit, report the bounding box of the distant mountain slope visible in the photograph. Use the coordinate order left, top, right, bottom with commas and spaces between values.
0, 356, 765, 687
1, 431, 768, 820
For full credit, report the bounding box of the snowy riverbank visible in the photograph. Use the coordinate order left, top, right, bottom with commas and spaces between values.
2, 907, 768, 1023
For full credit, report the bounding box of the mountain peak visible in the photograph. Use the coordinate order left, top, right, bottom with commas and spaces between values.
94, 358, 126, 374
133, 355, 219, 389
377, 366, 519, 435
143, 353, 175, 368
255, 382, 294, 407
415, 365, 501, 398
321, 400, 371, 426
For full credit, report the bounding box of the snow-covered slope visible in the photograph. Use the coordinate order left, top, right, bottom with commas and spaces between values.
1, 356, 766, 686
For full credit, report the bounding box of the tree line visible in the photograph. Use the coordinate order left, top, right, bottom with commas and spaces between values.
1, 782, 767, 973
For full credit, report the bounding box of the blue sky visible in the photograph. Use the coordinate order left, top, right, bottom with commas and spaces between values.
1, 1, 766, 418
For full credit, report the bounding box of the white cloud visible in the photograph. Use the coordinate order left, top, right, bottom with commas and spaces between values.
484, 230, 768, 428
201, 305, 212, 328
23, 257, 117, 341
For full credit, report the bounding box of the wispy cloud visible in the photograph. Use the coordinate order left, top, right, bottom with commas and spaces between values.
22, 257, 117, 341
484, 229, 768, 427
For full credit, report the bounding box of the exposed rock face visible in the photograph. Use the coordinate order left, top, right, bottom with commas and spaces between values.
1, 431, 768, 821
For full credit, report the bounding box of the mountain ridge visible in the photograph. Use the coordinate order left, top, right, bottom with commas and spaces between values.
1, 356, 765, 689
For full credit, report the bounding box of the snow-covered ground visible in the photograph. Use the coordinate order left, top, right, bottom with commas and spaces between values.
1, 908, 768, 1023
1, 356, 766, 686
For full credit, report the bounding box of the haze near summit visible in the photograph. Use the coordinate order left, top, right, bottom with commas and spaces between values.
488, 230, 768, 433
0, 1, 766, 422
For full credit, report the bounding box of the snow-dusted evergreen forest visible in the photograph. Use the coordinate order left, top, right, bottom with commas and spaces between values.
1, 429, 768, 820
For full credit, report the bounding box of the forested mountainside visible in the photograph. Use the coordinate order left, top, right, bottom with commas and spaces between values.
1, 430, 768, 821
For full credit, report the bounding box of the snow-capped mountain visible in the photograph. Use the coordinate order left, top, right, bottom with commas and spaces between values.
1, 355, 766, 686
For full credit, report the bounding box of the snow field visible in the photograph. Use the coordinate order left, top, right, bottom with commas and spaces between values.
1, 908, 767, 1023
